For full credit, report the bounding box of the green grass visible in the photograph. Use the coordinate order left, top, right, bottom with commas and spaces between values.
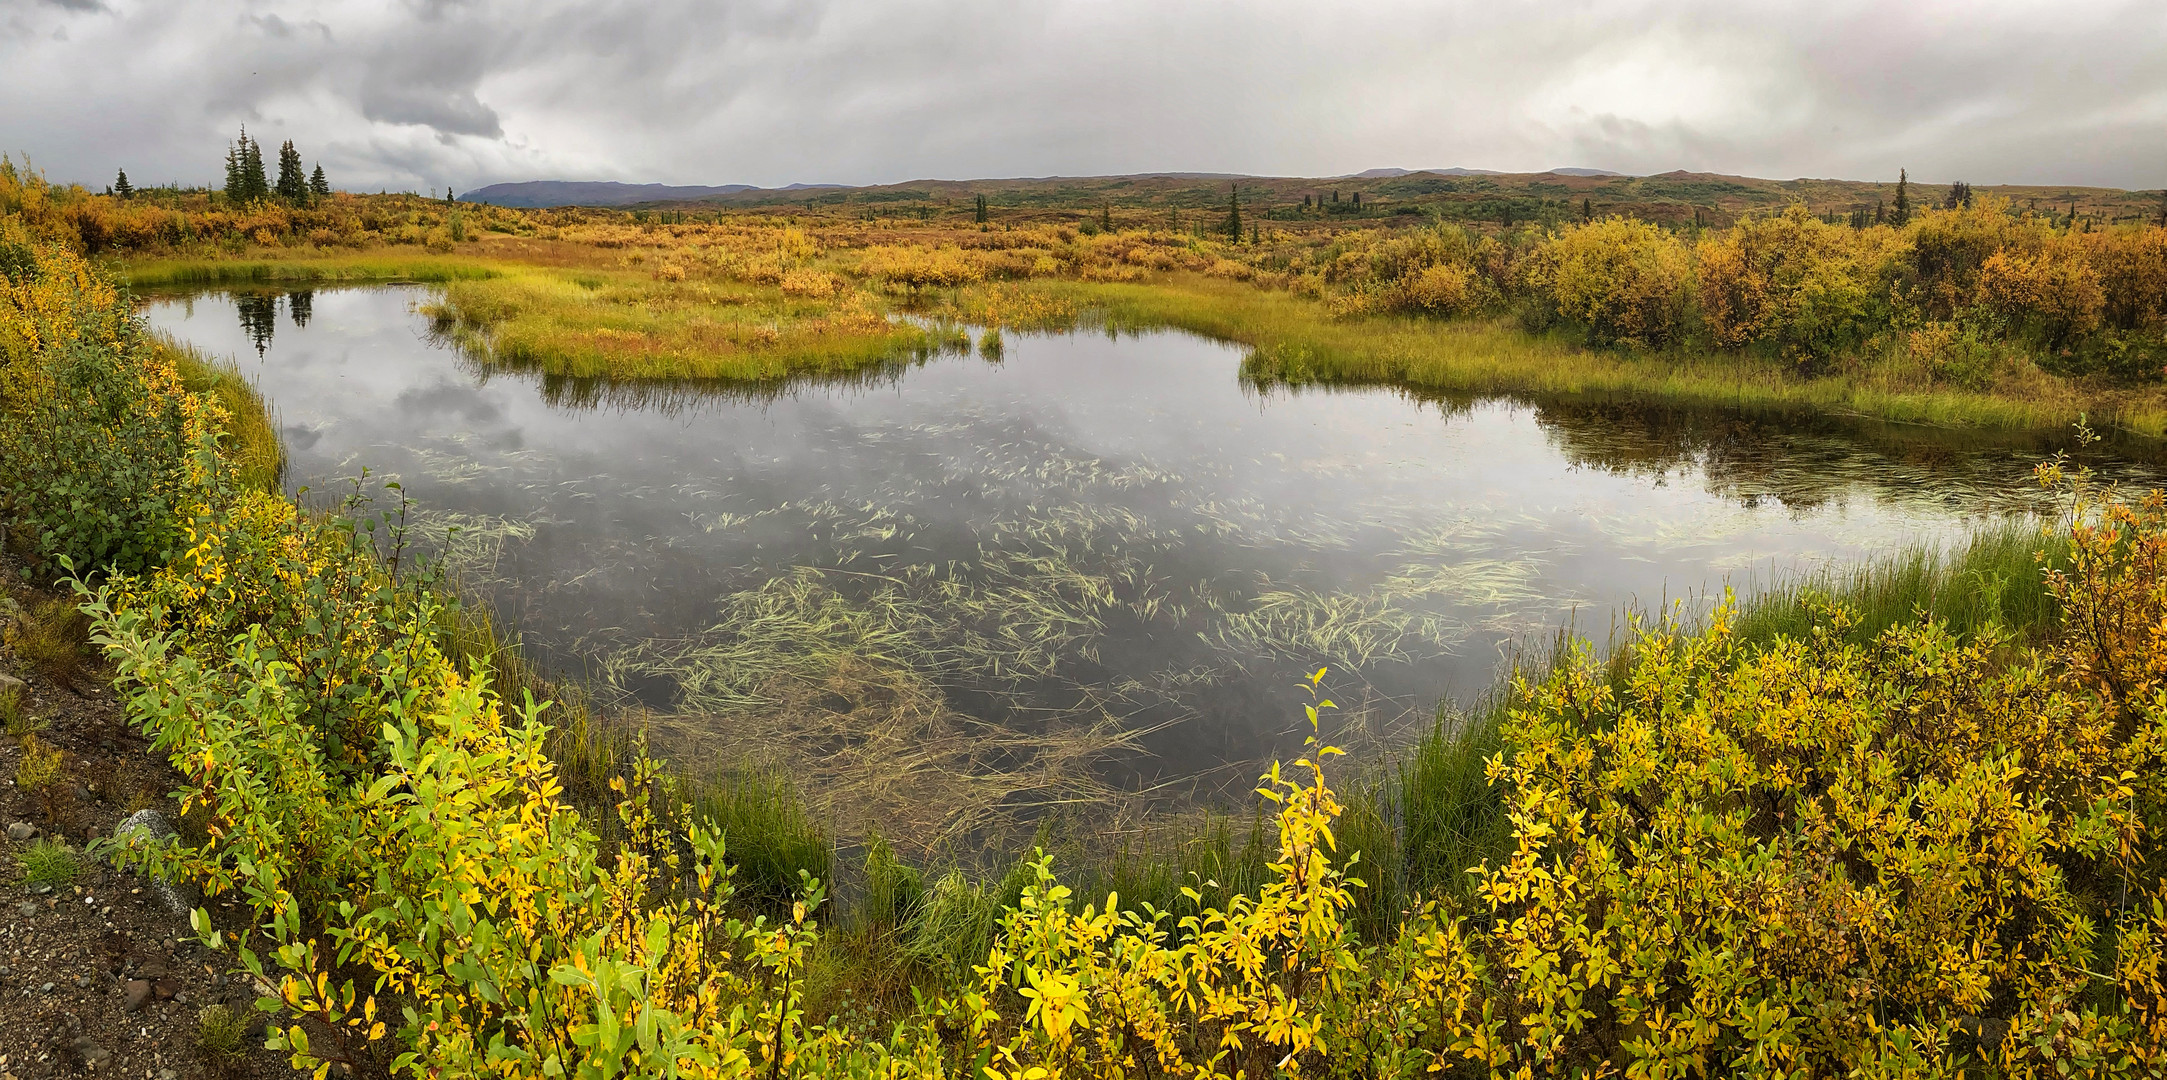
1728, 518, 2070, 650
17, 838, 79, 889
686, 765, 834, 912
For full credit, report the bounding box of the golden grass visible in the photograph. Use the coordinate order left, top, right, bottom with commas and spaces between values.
1013, 275, 2167, 438
427, 265, 937, 382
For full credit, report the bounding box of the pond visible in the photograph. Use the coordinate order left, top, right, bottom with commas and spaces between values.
142, 286, 2163, 847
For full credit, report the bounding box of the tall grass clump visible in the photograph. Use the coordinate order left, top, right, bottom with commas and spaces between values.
1396, 703, 1509, 900
1730, 516, 2071, 648
17, 837, 80, 889
685, 765, 834, 912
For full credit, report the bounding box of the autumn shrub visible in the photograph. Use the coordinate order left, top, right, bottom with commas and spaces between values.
1696, 205, 1891, 366
860, 244, 987, 290
1520, 216, 1694, 347
0, 242, 219, 578
2089, 225, 2167, 333
1977, 231, 2105, 350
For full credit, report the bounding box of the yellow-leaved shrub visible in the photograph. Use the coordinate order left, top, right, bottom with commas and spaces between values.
1520, 216, 1694, 348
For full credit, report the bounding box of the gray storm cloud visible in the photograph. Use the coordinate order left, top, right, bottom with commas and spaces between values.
3, 0, 2162, 192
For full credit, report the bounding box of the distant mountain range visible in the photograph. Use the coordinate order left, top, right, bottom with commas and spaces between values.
1342, 167, 1625, 179
460, 180, 845, 207
462, 168, 1630, 207
451, 168, 2149, 227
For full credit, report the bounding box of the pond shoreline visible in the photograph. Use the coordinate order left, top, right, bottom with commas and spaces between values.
112, 250, 2167, 441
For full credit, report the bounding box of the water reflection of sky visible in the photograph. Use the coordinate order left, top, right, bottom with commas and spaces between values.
142, 287, 2163, 813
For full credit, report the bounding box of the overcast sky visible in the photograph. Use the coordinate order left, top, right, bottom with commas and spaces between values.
5, 0, 2164, 194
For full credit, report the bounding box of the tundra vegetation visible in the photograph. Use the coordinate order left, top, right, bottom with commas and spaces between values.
6, 161, 2167, 1074
8, 155, 2167, 433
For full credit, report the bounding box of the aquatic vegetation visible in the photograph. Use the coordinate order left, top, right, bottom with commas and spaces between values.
585, 436, 1562, 848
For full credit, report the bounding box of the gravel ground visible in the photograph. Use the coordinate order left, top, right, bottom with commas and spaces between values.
0, 551, 298, 1080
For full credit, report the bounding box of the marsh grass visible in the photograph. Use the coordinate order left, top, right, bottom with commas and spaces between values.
1016, 275, 2167, 438
428, 267, 942, 382
119, 251, 502, 290
1730, 517, 2070, 649
687, 765, 834, 912
1398, 702, 1511, 901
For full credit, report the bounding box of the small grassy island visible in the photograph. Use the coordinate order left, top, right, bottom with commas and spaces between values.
4, 157, 2167, 1076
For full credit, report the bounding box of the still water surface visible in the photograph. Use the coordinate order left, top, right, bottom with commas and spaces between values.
143, 287, 2161, 840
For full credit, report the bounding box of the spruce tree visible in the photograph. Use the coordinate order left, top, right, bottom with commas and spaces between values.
1893, 169, 1910, 225
2155, 190, 2166, 228
224, 140, 244, 202
1226, 184, 1242, 243
974, 193, 988, 224
275, 140, 307, 203
1582, 198, 1592, 223
224, 128, 272, 204
310, 163, 330, 199
1101, 202, 1112, 232
113, 169, 133, 200
242, 133, 269, 202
